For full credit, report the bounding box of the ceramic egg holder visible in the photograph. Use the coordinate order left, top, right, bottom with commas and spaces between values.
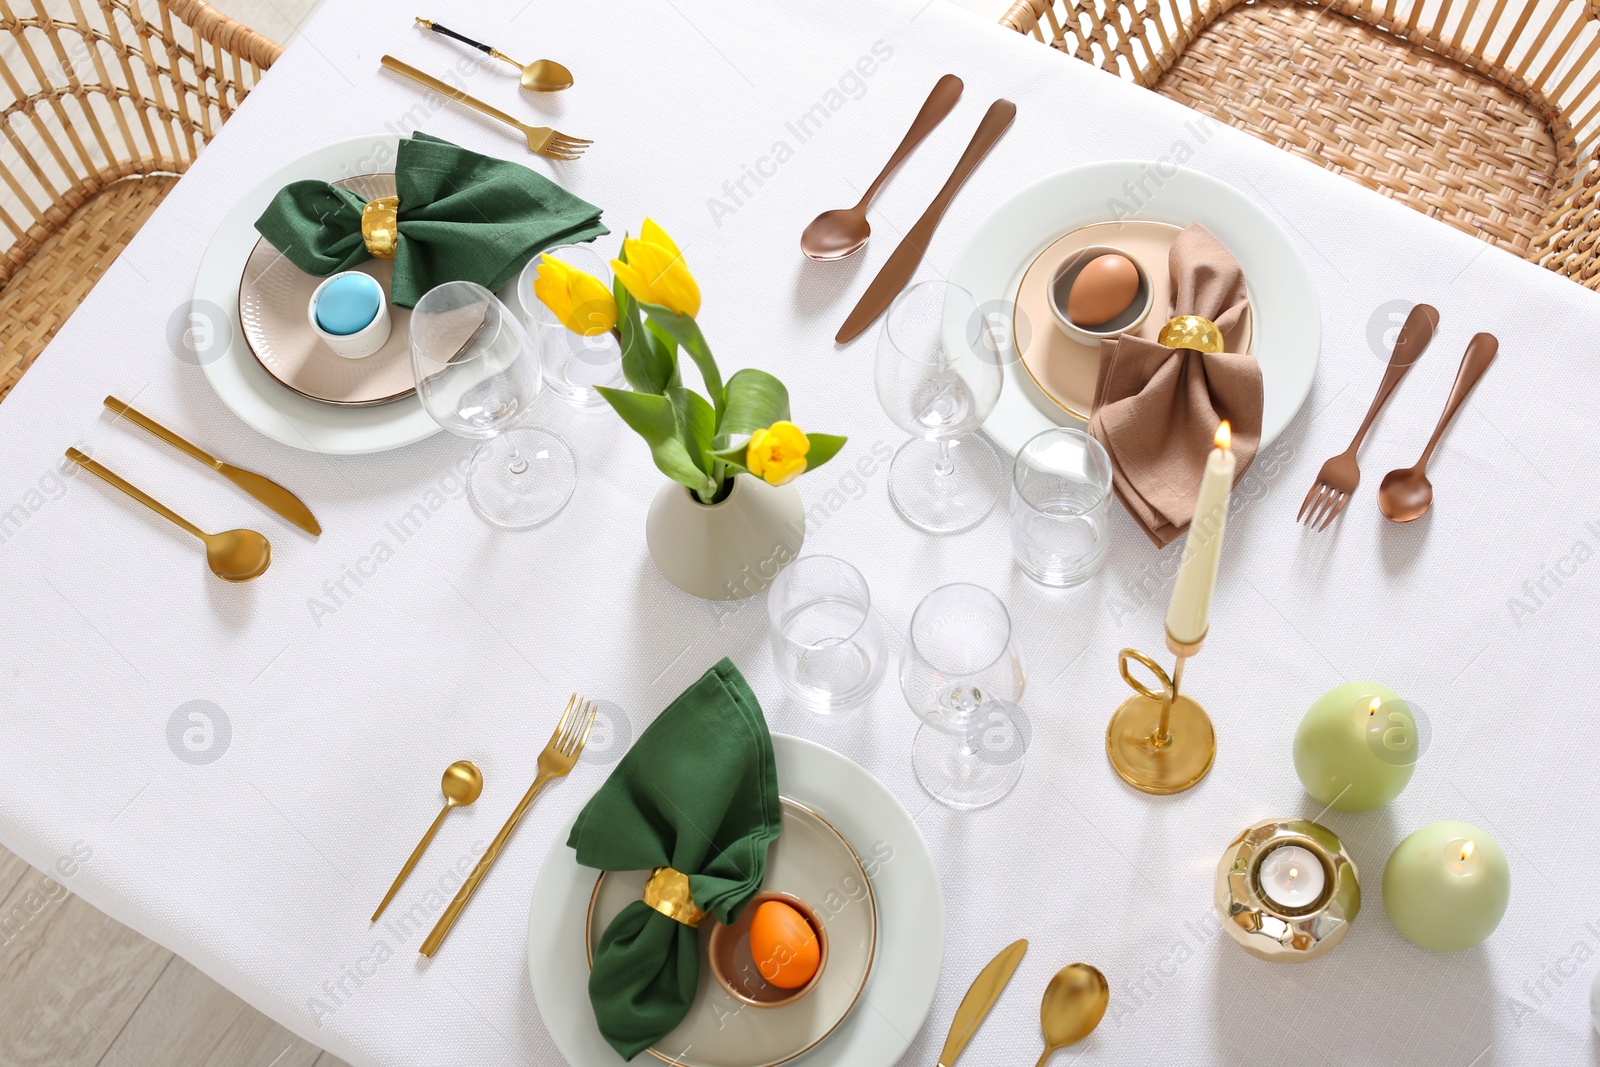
1106, 630, 1216, 796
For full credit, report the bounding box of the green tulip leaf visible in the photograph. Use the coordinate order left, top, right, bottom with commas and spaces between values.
638, 303, 724, 420
802, 433, 848, 472
616, 278, 677, 395
596, 386, 716, 494
720, 369, 791, 439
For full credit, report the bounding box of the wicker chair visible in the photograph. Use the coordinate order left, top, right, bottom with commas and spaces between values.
1001, 0, 1600, 289
0, 0, 280, 399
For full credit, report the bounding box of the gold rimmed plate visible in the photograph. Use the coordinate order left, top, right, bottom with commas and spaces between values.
584, 797, 878, 1067
1013, 219, 1253, 421
237, 173, 418, 407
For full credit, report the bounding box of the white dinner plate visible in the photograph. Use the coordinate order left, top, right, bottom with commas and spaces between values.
193, 135, 440, 454
950, 161, 1320, 456
529, 734, 944, 1067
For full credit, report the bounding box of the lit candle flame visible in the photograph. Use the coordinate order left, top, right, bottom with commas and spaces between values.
1214, 421, 1232, 450
1460, 841, 1475, 862
1368, 697, 1382, 717
1288, 866, 1299, 880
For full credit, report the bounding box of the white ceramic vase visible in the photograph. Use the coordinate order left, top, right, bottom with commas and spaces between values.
646, 475, 805, 600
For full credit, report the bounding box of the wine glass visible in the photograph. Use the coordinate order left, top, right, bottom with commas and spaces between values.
410, 281, 576, 530
518, 244, 625, 408
874, 280, 1005, 534
899, 583, 1028, 809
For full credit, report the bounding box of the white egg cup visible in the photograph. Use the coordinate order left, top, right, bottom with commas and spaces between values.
1047, 244, 1154, 345
308, 270, 391, 360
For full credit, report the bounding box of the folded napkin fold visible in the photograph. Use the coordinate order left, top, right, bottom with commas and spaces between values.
1087, 222, 1263, 547
568, 658, 781, 1061
254, 131, 608, 308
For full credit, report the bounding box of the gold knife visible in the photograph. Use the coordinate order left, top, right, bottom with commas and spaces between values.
836, 99, 1017, 345
937, 938, 1028, 1067
103, 396, 322, 536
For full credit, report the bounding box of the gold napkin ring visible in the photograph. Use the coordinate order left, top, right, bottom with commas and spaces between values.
642, 866, 706, 928
1157, 314, 1224, 355
360, 195, 400, 259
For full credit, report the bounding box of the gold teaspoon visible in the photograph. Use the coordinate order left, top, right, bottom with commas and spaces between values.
1035, 963, 1110, 1066
65, 448, 271, 582
372, 761, 483, 921
415, 18, 574, 92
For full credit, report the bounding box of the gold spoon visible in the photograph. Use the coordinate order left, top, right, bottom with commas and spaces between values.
372, 761, 484, 921
65, 448, 271, 582
415, 18, 574, 92
1035, 963, 1110, 1066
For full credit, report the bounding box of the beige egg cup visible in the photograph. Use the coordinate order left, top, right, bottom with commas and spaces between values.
1046, 244, 1154, 344
708, 892, 830, 1009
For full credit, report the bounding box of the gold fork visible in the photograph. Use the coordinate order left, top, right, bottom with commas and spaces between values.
380, 55, 592, 160
420, 694, 598, 957
1297, 303, 1438, 530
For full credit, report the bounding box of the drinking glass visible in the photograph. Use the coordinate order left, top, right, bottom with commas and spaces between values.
410, 281, 576, 530
519, 244, 625, 408
1010, 427, 1114, 586
874, 281, 1005, 534
899, 583, 1028, 809
768, 556, 887, 713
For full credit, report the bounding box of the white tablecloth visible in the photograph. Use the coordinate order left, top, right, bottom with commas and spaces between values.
2, 0, 1598, 1063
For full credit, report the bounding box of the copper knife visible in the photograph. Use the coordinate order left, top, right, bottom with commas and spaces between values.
936, 938, 1028, 1067
836, 99, 1017, 344
103, 396, 322, 536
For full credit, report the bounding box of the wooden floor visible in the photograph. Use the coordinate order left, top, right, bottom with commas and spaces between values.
0, 845, 347, 1067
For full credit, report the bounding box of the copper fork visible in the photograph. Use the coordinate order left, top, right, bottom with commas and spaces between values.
380, 56, 592, 160
1298, 303, 1439, 530
420, 694, 599, 957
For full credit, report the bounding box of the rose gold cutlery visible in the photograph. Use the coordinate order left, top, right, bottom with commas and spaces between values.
420, 694, 598, 956
835, 99, 1017, 344
104, 396, 321, 535
1297, 303, 1438, 530
801, 74, 963, 262
1378, 332, 1499, 522
380, 55, 590, 160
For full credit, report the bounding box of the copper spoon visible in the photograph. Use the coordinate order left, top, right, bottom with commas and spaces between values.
372, 761, 483, 921
1378, 332, 1499, 522
65, 448, 272, 582
1035, 963, 1110, 1066
800, 74, 963, 261
415, 18, 573, 92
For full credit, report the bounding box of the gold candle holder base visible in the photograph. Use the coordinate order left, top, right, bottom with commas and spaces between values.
1105, 633, 1215, 795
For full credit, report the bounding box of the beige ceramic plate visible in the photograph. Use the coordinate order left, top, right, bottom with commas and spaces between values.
1014, 219, 1253, 421
585, 798, 878, 1067
237, 173, 417, 406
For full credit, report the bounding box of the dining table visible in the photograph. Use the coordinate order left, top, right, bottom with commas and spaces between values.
1, 0, 1598, 1063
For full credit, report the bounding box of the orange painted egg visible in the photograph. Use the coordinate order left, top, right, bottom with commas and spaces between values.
747, 900, 820, 989
1067, 253, 1140, 327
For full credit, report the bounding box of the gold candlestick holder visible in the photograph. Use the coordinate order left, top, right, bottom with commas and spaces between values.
1105, 630, 1215, 794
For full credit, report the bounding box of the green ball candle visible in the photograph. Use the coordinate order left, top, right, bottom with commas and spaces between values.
1383, 821, 1510, 951
1292, 682, 1417, 812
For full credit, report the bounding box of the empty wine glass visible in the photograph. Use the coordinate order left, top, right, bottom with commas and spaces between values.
518, 244, 625, 408
410, 281, 576, 529
874, 281, 1005, 534
768, 555, 887, 713
899, 583, 1028, 809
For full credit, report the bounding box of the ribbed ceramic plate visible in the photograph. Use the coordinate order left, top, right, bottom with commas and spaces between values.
237, 173, 416, 407
584, 798, 877, 1067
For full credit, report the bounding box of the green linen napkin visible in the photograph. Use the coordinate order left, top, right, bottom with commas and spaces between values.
567, 658, 781, 1061
253, 131, 607, 307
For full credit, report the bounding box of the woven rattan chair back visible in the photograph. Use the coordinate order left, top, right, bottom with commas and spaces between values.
0, 0, 280, 399
1001, 0, 1600, 289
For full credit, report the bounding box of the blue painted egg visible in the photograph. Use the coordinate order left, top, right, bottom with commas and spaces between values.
315, 274, 383, 336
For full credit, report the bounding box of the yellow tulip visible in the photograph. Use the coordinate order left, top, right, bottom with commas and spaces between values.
532, 254, 617, 336
746, 421, 810, 486
611, 218, 702, 318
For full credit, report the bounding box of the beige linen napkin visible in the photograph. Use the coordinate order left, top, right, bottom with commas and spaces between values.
1087, 223, 1263, 547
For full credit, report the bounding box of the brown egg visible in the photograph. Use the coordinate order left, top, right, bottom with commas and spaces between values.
1066, 253, 1140, 328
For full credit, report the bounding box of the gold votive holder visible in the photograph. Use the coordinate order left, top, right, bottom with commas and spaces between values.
1214, 818, 1360, 963
1106, 631, 1215, 795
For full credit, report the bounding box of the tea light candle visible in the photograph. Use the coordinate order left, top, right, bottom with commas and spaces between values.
1382, 821, 1510, 951
1292, 681, 1417, 812
1258, 844, 1325, 909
